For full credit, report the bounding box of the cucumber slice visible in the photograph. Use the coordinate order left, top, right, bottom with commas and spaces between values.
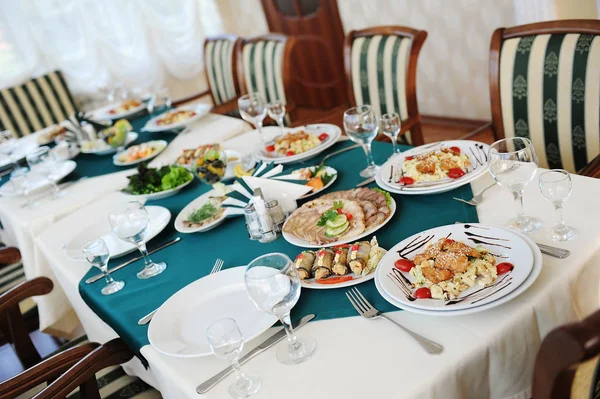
324, 221, 349, 237
326, 214, 347, 229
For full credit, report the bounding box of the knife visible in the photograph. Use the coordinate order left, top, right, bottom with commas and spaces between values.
196, 314, 315, 394
356, 176, 375, 187
85, 237, 181, 284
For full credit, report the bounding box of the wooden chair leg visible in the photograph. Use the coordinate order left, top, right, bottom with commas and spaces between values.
7, 305, 41, 369
80, 378, 102, 399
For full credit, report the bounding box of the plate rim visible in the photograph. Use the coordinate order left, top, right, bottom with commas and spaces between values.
143, 104, 211, 132
290, 165, 339, 200
112, 139, 167, 166
92, 101, 147, 120
80, 132, 139, 155
174, 189, 229, 234
121, 171, 194, 200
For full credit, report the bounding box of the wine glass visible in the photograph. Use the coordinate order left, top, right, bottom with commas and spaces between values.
343, 105, 379, 178
108, 201, 166, 279
10, 167, 37, 209
26, 146, 64, 199
245, 253, 316, 365
238, 93, 268, 149
206, 318, 261, 398
539, 169, 577, 241
267, 101, 286, 136
380, 113, 401, 156
195, 148, 228, 185
82, 238, 124, 295
488, 137, 542, 234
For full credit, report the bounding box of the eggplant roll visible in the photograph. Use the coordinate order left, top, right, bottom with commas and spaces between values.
294, 251, 315, 280
348, 241, 371, 275
312, 248, 335, 280
332, 247, 350, 276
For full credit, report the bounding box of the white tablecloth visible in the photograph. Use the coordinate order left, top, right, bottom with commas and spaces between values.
0, 114, 250, 337
34, 129, 600, 398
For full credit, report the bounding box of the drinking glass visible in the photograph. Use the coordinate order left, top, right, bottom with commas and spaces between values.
488, 137, 542, 233
380, 113, 401, 156
10, 167, 36, 209
267, 101, 286, 136
82, 238, 124, 295
539, 169, 577, 241
26, 146, 64, 199
343, 105, 379, 177
155, 87, 172, 109
108, 201, 166, 279
245, 253, 316, 365
206, 318, 261, 398
0, 130, 17, 156
238, 93, 268, 148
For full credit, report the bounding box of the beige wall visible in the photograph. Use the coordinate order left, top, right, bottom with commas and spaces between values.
555, 0, 598, 18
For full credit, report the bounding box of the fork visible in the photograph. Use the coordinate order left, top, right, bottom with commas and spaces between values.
345, 287, 443, 354
453, 183, 496, 206
137, 258, 224, 325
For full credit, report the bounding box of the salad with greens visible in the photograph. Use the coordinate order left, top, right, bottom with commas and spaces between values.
123, 163, 193, 195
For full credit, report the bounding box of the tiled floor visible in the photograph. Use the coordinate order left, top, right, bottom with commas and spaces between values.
0, 330, 62, 382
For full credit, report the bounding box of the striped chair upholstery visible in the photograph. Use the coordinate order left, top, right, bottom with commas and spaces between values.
349, 34, 415, 143
204, 38, 238, 106
499, 33, 600, 173
0, 71, 78, 138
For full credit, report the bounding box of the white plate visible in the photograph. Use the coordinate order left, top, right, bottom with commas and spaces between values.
285, 166, 338, 199
81, 132, 139, 155
0, 141, 39, 169
91, 101, 146, 120
224, 150, 241, 180
113, 140, 167, 166
148, 266, 278, 358
174, 189, 230, 234
282, 196, 396, 249
0, 160, 77, 197
63, 206, 171, 261
143, 104, 211, 132
254, 124, 342, 165
123, 177, 193, 201
375, 223, 535, 313
376, 140, 490, 195
35, 122, 68, 145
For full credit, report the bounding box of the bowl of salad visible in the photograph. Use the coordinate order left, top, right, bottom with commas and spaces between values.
122, 163, 194, 201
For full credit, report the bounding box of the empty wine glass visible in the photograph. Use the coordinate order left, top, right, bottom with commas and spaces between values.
108, 201, 166, 279
82, 238, 124, 295
267, 101, 286, 136
238, 93, 268, 149
539, 169, 577, 241
206, 318, 261, 398
380, 113, 401, 156
488, 137, 542, 234
343, 105, 379, 178
245, 253, 316, 365
10, 167, 36, 209
26, 146, 64, 199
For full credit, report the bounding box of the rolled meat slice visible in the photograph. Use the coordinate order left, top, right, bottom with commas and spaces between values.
348, 241, 371, 275
294, 251, 315, 280
312, 248, 335, 280
332, 247, 350, 275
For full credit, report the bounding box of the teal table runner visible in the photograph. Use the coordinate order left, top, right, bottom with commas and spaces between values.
79, 140, 479, 353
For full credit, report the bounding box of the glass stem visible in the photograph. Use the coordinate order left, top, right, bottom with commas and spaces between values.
512, 191, 525, 221
231, 360, 249, 387
554, 204, 565, 226
277, 118, 285, 136
103, 269, 115, 286
361, 143, 376, 167
136, 241, 153, 268
391, 134, 399, 154
280, 313, 300, 351
51, 181, 60, 199
256, 121, 265, 147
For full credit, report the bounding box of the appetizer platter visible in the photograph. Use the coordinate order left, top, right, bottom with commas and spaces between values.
375, 223, 540, 315
295, 236, 387, 289
92, 99, 146, 120
113, 140, 167, 166
254, 124, 341, 164
122, 163, 193, 200
81, 132, 138, 155
287, 165, 338, 199
376, 140, 490, 195
175, 144, 241, 180
282, 187, 395, 248
143, 104, 211, 132
175, 189, 233, 233
36, 124, 67, 145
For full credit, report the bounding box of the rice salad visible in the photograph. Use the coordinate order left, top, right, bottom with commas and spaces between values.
402, 149, 471, 183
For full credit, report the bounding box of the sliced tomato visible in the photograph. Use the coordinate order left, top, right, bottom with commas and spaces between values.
394, 259, 415, 272
295, 253, 304, 261
398, 176, 415, 185
496, 262, 514, 274
265, 145, 275, 152
337, 208, 344, 214
351, 244, 360, 251
405, 156, 414, 160
450, 146, 461, 155
448, 168, 465, 179
316, 276, 353, 284
345, 212, 353, 221
414, 287, 432, 299
286, 150, 295, 156
318, 133, 329, 141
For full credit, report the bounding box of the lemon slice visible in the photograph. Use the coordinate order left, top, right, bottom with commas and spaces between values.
234, 164, 254, 178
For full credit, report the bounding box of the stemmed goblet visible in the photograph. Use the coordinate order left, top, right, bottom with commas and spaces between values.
82, 238, 124, 295
238, 93, 268, 149
267, 101, 286, 136
26, 146, 64, 199
539, 169, 577, 241
343, 105, 379, 178
10, 167, 36, 209
380, 112, 402, 156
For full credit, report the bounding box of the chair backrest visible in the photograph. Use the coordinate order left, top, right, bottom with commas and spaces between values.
344, 26, 427, 145
204, 35, 241, 106
489, 20, 600, 173
0, 71, 78, 137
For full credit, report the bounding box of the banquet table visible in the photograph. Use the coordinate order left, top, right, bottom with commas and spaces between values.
0, 111, 251, 336
34, 124, 600, 398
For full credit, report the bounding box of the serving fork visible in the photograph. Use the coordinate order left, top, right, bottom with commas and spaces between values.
452, 183, 496, 206
137, 258, 224, 325
345, 287, 443, 355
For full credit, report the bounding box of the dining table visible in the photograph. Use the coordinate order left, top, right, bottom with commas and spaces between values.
28, 113, 600, 399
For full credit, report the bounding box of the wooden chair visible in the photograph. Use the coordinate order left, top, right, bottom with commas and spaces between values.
343, 26, 428, 146
533, 308, 600, 398
472, 20, 600, 174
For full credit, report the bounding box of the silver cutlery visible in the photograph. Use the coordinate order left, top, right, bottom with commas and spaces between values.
137, 258, 223, 326
452, 183, 496, 206
356, 176, 375, 187
346, 287, 443, 355
85, 237, 181, 284
196, 313, 316, 394
318, 144, 361, 167
22, 176, 89, 208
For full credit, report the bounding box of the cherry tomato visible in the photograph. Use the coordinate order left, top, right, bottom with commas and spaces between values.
265, 145, 275, 152
450, 146, 461, 155
351, 244, 360, 251
445, 238, 454, 244
316, 276, 353, 284
496, 262, 514, 274
448, 168, 465, 179
414, 287, 432, 299
405, 156, 414, 160
399, 176, 415, 185
286, 150, 295, 156
295, 253, 304, 261
337, 208, 344, 214
394, 259, 415, 272
318, 133, 329, 141
345, 212, 352, 221
108, 109, 116, 114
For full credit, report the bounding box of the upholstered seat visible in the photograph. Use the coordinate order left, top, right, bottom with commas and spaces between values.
204, 35, 240, 107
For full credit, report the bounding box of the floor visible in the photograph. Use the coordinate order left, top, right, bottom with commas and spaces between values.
0, 330, 62, 382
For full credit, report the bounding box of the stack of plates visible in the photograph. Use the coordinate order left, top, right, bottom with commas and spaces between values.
374, 224, 542, 316
375, 140, 491, 195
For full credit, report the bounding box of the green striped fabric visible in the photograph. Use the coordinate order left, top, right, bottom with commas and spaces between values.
204, 38, 237, 106
0, 261, 35, 314
0, 71, 78, 138
350, 34, 413, 143
499, 33, 600, 172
